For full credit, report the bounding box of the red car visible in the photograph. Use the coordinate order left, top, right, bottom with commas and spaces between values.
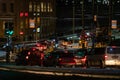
58, 49, 87, 67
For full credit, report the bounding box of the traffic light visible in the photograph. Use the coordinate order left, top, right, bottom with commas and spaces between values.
5, 22, 14, 36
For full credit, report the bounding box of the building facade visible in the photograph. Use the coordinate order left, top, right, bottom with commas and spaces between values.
0, 0, 16, 41
56, 0, 120, 36
0, 0, 56, 42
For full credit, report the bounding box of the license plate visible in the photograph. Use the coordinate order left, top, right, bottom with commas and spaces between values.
112, 56, 118, 59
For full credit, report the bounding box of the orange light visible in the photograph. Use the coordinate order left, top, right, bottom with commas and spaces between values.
20, 31, 24, 35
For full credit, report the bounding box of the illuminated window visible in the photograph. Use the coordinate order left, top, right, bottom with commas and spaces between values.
41, 2, 47, 12
47, 3, 50, 12
29, 2, 32, 12
34, 2, 36, 12
41, 2, 44, 12
37, 17, 40, 24
43, 3, 46, 12
49, 3, 53, 12
37, 5, 40, 12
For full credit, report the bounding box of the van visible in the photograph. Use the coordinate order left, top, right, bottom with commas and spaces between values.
86, 46, 120, 68
105, 46, 120, 67
86, 47, 106, 68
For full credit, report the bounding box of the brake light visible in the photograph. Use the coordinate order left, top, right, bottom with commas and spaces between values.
28, 52, 31, 55
48, 56, 52, 58
32, 48, 36, 51
43, 46, 47, 49
81, 56, 86, 61
40, 47, 43, 50
36, 43, 40, 47
105, 55, 108, 58
26, 56, 29, 59
59, 58, 62, 61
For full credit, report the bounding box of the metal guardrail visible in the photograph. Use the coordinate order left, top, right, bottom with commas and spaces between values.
0, 65, 120, 79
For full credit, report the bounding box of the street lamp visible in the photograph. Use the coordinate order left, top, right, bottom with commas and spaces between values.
72, 0, 75, 43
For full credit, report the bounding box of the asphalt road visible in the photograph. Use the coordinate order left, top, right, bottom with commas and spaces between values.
0, 70, 120, 80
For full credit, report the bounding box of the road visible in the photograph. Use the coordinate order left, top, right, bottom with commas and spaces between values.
0, 69, 119, 80
0, 63, 120, 80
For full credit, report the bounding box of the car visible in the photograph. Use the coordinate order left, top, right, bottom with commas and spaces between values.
72, 48, 87, 67
105, 46, 120, 67
15, 47, 44, 66
15, 49, 30, 65
59, 48, 87, 67
43, 50, 63, 67
86, 46, 120, 68
86, 47, 107, 68
43, 48, 87, 67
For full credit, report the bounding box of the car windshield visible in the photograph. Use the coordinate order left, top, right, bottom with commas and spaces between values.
60, 53, 74, 58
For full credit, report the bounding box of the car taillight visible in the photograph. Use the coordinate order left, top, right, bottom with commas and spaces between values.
105, 55, 108, 58
26, 56, 29, 59
59, 58, 62, 61
81, 56, 86, 61
40, 47, 43, 50
28, 52, 31, 55
43, 46, 47, 49
48, 56, 52, 58
32, 48, 36, 51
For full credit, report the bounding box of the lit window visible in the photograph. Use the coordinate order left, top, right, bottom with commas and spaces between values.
29, 2, 32, 12
41, 2, 44, 12
43, 3, 46, 12
49, 3, 53, 12
37, 5, 40, 12
34, 2, 36, 12
47, 3, 50, 12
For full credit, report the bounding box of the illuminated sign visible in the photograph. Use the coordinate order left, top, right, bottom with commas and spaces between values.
111, 20, 117, 29
29, 19, 35, 28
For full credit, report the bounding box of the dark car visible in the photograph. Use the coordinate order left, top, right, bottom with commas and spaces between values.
43, 50, 62, 67
15, 49, 30, 65
15, 47, 44, 66
85, 47, 106, 68
57, 48, 87, 67
43, 49, 87, 67
72, 48, 87, 67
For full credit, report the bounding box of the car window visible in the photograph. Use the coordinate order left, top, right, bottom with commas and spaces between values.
89, 48, 105, 55
107, 47, 120, 54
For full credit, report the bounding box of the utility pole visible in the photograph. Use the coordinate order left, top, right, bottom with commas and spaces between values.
72, 0, 75, 43
108, 0, 112, 37
81, 0, 85, 49
82, 0, 84, 30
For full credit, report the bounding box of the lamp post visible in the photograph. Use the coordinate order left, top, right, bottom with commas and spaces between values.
72, 0, 75, 43
81, 0, 85, 48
